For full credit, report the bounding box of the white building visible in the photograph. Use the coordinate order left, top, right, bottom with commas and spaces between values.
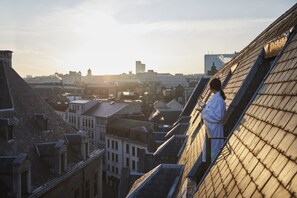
105, 118, 153, 185
66, 99, 98, 129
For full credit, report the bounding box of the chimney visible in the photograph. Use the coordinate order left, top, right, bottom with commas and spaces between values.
0, 50, 13, 67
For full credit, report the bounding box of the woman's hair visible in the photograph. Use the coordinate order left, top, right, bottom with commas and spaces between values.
210, 78, 226, 100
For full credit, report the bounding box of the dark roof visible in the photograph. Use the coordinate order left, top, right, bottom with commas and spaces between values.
0, 62, 77, 190
127, 164, 184, 198
193, 22, 297, 198
153, 135, 186, 157
0, 61, 13, 110
83, 101, 130, 118
107, 118, 153, 144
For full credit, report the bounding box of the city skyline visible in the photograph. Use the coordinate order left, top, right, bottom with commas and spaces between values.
1, 0, 295, 77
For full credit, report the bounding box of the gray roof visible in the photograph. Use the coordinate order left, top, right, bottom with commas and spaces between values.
0, 61, 77, 191
153, 135, 186, 157
83, 101, 130, 118
127, 164, 184, 198
107, 118, 153, 144
0, 62, 13, 110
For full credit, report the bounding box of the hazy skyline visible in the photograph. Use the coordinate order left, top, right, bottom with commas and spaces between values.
1, 0, 295, 77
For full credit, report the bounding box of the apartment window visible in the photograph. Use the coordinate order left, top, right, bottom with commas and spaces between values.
132, 146, 135, 156
132, 160, 135, 170
115, 167, 118, 175
112, 153, 114, 162
137, 148, 141, 157
7, 126, 13, 140
94, 172, 98, 197
126, 144, 129, 154
107, 152, 110, 160
115, 154, 118, 163
108, 164, 110, 171
112, 166, 114, 173
115, 141, 118, 150
91, 120, 94, 128
112, 140, 114, 149
126, 158, 129, 167
107, 139, 110, 148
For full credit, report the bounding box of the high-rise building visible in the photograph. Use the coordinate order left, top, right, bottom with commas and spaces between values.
204, 54, 235, 76
135, 61, 145, 74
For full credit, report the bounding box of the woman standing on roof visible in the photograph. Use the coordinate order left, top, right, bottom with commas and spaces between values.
199, 78, 226, 162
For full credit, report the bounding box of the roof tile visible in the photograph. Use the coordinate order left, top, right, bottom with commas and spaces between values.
278, 160, 297, 186
262, 176, 280, 197
272, 185, 292, 197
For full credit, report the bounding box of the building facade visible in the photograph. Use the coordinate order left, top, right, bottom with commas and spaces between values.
105, 118, 152, 187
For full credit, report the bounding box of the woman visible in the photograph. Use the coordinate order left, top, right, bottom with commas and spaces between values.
200, 78, 226, 162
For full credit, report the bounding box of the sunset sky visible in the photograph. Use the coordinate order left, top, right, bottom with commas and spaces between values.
0, 0, 295, 77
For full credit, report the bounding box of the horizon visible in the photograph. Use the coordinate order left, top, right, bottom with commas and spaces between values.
1, 0, 295, 77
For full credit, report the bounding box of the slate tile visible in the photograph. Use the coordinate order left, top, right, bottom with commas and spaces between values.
283, 81, 296, 95
270, 129, 287, 148
251, 189, 263, 197
279, 112, 294, 129
288, 68, 297, 81
266, 109, 279, 124
262, 176, 280, 197
271, 185, 291, 198
234, 164, 246, 184
263, 126, 279, 144
277, 133, 295, 153
286, 137, 297, 160
262, 148, 280, 169
228, 185, 240, 197
217, 188, 226, 198
284, 113, 297, 133
257, 144, 272, 162
253, 140, 266, 156
246, 156, 259, 175
277, 96, 291, 110
242, 180, 257, 198
271, 110, 286, 127
287, 173, 297, 195
258, 123, 271, 139
238, 175, 252, 193
278, 160, 297, 186
226, 179, 236, 195
270, 154, 289, 176
254, 166, 271, 190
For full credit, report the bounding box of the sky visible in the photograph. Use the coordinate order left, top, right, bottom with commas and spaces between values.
0, 0, 295, 77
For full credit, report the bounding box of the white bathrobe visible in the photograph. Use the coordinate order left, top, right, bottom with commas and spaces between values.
201, 91, 226, 162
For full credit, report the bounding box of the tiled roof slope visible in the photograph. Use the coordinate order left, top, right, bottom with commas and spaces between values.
0, 62, 76, 187
193, 20, 297, 198
83, 101, 130, 117
175, 4, 297, 197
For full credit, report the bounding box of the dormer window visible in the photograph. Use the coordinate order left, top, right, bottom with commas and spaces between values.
0, 118, 13, 141
35, 140, 67, 175
34, 113, 48, 131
